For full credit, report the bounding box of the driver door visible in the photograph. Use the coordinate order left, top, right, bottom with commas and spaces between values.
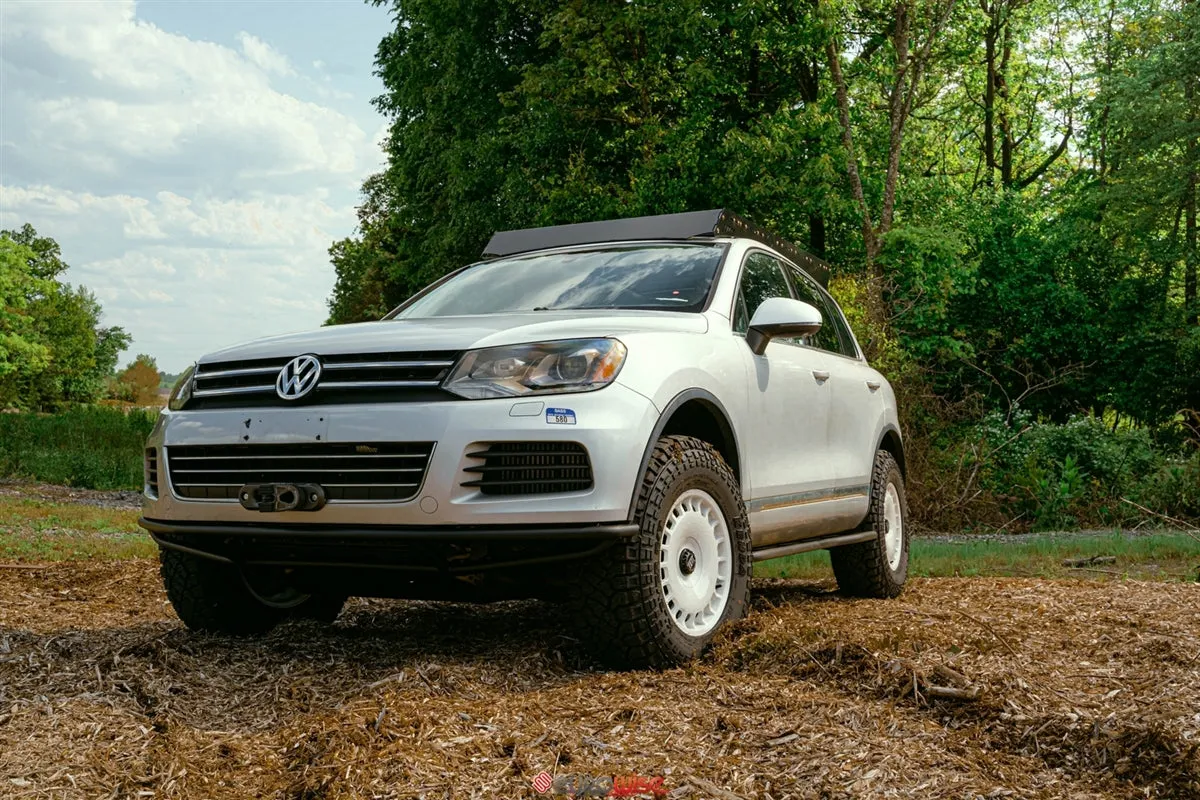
734, 252, 837, 547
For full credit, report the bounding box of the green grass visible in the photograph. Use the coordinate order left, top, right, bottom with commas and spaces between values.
0, 498, 155, 561
0, 407, 156, 490
754, 531, 1200, 582
2, 487, 1198, 580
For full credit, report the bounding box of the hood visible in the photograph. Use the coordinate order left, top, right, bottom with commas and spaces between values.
198, 310, 709, 364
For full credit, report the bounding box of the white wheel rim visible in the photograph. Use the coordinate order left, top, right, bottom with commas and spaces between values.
883, 482, 904, 571
659, 489, 732, 637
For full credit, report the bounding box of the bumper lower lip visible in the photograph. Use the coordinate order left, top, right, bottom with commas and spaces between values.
139, 518, 639, 541
141, 518, 640, 573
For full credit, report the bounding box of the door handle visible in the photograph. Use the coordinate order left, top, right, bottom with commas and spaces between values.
812, 370, 830, 383
866, 380, 881, 391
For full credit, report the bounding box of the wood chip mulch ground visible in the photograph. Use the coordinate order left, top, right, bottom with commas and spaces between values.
1, 562, 1197, 799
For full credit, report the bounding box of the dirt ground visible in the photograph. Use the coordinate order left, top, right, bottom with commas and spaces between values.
1, 562, 1198, 800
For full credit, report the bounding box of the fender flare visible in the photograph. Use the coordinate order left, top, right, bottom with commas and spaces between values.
876, 423, 906, 478
626, 388, 743, 521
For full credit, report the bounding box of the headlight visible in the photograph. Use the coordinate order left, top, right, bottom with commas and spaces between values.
168, 364, 196, 411
442, 339, 627, 400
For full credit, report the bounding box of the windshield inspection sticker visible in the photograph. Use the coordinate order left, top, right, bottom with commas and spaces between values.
546, 407, 577, 425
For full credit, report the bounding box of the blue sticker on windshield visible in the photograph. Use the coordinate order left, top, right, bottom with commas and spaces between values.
546, 407, 577, 425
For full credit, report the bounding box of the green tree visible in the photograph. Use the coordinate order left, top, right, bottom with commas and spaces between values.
0, 226, 131, 410
340, 0, 1200, 434
0, 237, 52, 406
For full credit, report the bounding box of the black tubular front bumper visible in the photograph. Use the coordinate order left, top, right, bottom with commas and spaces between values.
139, 518, 639, 573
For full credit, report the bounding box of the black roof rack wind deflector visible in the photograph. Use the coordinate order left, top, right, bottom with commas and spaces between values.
483, 209, 831, 287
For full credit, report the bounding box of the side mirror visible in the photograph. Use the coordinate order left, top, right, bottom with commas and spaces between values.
746, 297, 822, 355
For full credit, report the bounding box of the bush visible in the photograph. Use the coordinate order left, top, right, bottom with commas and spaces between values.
1132, 451, 1200, 524
0, 407, 156, 490
917, 410, 1199, 532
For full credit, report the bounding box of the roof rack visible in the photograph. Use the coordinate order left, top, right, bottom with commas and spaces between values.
482, 209, 831, 287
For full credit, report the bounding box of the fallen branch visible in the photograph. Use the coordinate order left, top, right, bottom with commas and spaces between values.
1062, 556, 1116, 567
762, 732, 799, 748
925, 684, 982, 701
0, 564, 48, 570
932, 664, 970, 687
1120, 498, 1200, 543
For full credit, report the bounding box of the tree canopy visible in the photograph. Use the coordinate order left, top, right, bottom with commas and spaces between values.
331, 0, 1199, 435
0, 225, 131, 410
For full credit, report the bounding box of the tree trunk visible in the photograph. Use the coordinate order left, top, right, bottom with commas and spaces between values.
809, 213, 827, 259
825, 0, 956, 330
825, 37, 878, 265
983, 6, 997, 187
999, 20, 1015, 187
880, 3, 913, 236
1187, 169, 1198, 325
1188, 81, 1198, 325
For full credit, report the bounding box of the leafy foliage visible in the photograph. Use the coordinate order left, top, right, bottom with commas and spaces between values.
0, 407, 156, 490
0, 226, 131, 410
330, 0, 1200, 529
111, 354, 162, 406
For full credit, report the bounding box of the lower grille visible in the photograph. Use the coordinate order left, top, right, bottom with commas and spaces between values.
462, 442, 593, 496
145, 447, 159, 497
166, 442, 435, 502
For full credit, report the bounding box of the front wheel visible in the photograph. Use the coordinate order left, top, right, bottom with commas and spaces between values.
159, 549, 284, 635
572, 435, 752, 669
830, 450, 909, 598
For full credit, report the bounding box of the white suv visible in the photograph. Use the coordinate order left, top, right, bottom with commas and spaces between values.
141, 209, 908, 668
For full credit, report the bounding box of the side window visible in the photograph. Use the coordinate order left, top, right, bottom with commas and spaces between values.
787, 267, 852, 356
734, 253, 792, 334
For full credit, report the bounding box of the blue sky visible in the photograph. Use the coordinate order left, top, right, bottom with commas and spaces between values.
1, 0, 395, 372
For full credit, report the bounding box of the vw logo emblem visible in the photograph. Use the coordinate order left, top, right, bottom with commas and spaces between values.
276, 355, 321, 400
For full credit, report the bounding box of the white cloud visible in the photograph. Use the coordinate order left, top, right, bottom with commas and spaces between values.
2, 0, 371, 192
0, 0, 386, 371
237, 31, 294, 77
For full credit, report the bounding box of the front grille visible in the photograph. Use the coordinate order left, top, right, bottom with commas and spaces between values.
145, 447, 159, 497
462, 442, 593, 496
188, 351, 461, 408
166, 442, 435, 502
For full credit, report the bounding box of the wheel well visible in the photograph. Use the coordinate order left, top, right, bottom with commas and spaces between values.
880, 429, 906, 477
659, 399, 741, 483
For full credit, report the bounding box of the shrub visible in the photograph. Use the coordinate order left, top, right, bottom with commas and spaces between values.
1132, 451, 1200, 524
0, 407, 156, 490
927, 410, 1198, 531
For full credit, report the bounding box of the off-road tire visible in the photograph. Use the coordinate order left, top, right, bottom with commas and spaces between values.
159, 548, 284, 635
830, 450, 908, 598
573, 435, 751, 669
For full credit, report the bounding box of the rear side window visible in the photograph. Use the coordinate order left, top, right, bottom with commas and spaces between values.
787, 267, 856, 357
734, 253, 793, 333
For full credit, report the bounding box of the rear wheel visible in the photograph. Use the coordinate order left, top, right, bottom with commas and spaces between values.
830, 450, 908, 598
572, 435, 751, 669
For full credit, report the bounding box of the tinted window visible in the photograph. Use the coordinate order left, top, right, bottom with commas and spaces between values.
787, 267, 853, 356
392, 244, 724, 317
734, 253, 793, 333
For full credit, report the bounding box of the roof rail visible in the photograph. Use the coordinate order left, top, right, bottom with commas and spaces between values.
482, 209, 832, 287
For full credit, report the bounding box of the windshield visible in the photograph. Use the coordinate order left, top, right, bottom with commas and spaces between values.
390, 244, 725, 318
